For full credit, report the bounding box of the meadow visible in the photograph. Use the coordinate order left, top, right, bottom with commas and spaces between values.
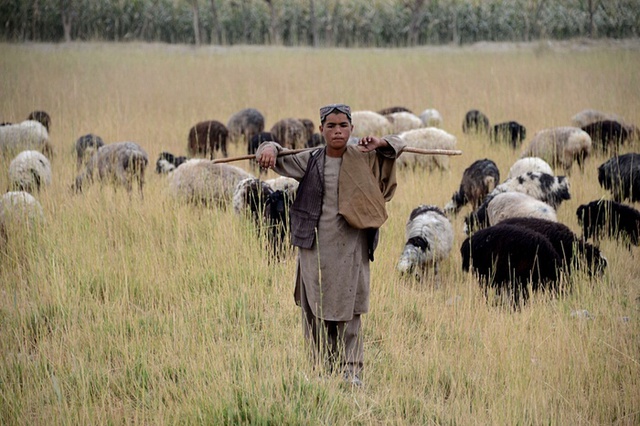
0, 40, 639, 425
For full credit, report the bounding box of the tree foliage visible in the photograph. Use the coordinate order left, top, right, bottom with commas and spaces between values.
0, 0, 637, 45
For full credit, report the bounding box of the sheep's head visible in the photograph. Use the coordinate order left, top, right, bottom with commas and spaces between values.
397, 236, 431, 279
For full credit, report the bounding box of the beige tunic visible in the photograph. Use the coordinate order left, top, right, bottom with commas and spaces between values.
257, 138, 403, 321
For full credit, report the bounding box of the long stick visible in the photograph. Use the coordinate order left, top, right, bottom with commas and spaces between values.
212, 146, 462, 164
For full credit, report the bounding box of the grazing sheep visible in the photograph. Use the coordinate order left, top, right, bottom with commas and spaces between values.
167, 159, 254, 206
0, 119, 51, 158
577, 199, 640, 247
0, 191, 44, 245
461, 223, 563, 307
351, 110, 392, 137
233, 177, 293, 257
490, 121, 527, 148
464, 171, 571, 234
385, 111, 424, 134
264, 176, 299, 202
227, 108, 265, 145
187, 120, 229, 159
521, 127, 592, 173
8, 150, 52, 194
397, 205, 454, 282
499, 217, 607, 277
581, 120, 630, 153
462, 109, 490, 134
444, 158, 500, 215
74, 142, 149, 197
418, 108, 443, 128
506, 157, 554, 180
571, 109, 625, 128
269, 118, 308, 150
597, 153, 640, 202
486, 192, 557, 226
75, 133, 105, 170
396, 127, 457, 171
155, 151, 188, 174
377, 106, 413, 116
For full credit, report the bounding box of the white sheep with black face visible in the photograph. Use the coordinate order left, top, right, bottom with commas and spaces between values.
8, 150, 52, 194
397, 205, 454, 282
232, 177, 294, 258
74, 142, 149, 197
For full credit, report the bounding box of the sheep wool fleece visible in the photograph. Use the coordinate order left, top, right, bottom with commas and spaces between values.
256, 137, 404, 321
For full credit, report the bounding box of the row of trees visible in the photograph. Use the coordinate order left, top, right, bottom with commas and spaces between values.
2, 0, 639, 47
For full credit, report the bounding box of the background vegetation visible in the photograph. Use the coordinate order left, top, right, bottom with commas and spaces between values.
2, 0, 640, 46
0, 40, 639, 424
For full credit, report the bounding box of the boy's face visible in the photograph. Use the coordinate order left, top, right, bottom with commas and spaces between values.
320, 112, 353, 156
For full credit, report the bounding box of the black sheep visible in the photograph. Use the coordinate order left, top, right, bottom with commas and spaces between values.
462, 109, 490, 134
581, 120, 629, 152
577, 199, 640, 247
498, 217, 607, 277
444, 158, 500, 215
597, 153, 640, 203
461, 224, 563, 307
490, 121, 527, 148
187, 120, 229, 159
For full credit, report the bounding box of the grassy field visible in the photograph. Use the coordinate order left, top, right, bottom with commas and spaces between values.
0, 40, 639, 425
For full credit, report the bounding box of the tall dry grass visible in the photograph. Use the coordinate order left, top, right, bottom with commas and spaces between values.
0, 41, 639, 425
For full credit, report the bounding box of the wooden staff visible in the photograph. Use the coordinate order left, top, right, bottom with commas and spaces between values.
212, 146, 462, 164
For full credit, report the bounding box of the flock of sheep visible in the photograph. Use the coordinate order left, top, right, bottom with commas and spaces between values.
1, 106, 639, 308
396, 107, 640, 307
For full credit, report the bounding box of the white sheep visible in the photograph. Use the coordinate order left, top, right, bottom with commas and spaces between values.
74, 141, 149, 197
350, 110, 392, 138
8, 150, 52, 194
506, 157, 554, 180
0, 120, 51, 158
384, 111, 424, 134
396, 127, 457, 171
167, 159, 254, 206
418, 108, 443, 128
521, 127, 592, 172
0, 191, 44, 243
397, 204, 454, 283
487, 192, 557, 226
